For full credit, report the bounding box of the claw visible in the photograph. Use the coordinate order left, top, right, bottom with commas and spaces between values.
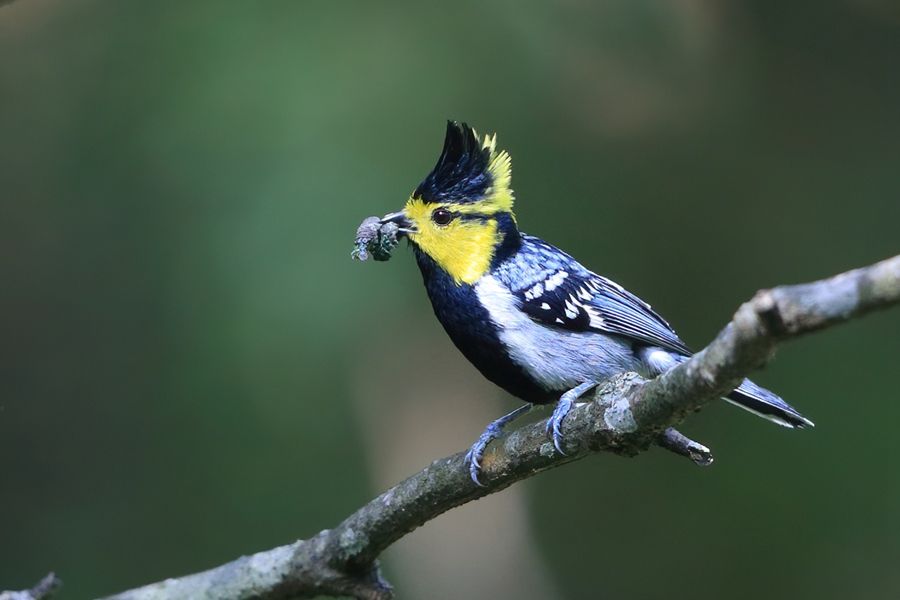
546, 382, 598, 456
546, 402, 571, 456
463, 404, 532, 487
464, 443, 487, 487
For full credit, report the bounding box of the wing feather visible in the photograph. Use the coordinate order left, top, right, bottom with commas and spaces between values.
516, 271, 690, 354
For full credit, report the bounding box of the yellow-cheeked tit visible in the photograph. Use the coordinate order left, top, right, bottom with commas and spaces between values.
378, 121, 812, 485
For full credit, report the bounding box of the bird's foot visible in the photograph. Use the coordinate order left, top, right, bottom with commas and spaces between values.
464, 404, 532, 487
464, 426, 501, 487
546, 382, 598, 455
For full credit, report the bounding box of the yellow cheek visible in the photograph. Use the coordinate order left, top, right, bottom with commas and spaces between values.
404, 199, 499, 284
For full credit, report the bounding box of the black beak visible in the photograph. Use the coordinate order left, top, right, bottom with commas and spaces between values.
380, 211, 416, 235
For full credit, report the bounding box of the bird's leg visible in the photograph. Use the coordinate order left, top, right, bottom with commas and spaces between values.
465, 404, 533, 487
547, 381, 598, 455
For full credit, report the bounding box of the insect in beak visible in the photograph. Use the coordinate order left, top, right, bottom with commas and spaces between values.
380, 211, 417, 235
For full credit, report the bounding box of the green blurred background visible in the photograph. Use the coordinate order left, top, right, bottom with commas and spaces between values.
2, 1, 900, 598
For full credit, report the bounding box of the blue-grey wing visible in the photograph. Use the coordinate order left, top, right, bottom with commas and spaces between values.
518, 271, 690, 354
502, 238, 691, 355
586, 274, 690, 355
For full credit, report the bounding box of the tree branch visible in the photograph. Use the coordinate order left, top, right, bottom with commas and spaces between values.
93, 254, 900, 600
0, 574, 62, 600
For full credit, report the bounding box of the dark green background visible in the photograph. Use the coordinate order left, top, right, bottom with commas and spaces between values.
3, 2, 899, 598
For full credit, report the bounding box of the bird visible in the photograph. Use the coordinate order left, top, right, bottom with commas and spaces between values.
378, 121, 813, 485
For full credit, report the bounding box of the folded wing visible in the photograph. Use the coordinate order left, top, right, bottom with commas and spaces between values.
510, 252, 690, 355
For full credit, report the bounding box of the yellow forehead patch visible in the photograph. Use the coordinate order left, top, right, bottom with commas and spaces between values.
404, 198, 501, 285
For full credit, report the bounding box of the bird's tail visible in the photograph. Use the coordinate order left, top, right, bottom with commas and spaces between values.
638, 348, 814, 428
726, 378, 814, 429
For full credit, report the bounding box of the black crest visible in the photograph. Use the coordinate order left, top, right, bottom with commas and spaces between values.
414, 121, 492, 204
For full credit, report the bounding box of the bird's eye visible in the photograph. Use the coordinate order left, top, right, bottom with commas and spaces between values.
432, 208, 454, 226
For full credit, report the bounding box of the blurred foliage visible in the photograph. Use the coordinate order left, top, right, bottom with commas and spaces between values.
2, 1, 900, 598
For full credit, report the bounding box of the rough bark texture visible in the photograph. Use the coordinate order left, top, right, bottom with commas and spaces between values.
0, 574, 62, 600
17, 255, 900, 600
